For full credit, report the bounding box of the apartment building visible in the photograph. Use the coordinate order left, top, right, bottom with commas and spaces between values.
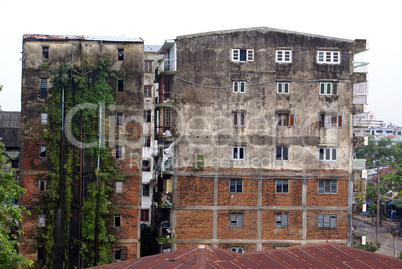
141, 45, 163, 226
154, 27, 368, 253
20, 34, 144, 267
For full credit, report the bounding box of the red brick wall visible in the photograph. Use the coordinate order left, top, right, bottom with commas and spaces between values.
23, 140, 49, 171
306, 210, 348, 240
177, 176, 214, 206
261, 210, 303, 240
262, 179, 302, 206
307, 179, 348, 207
175, 210, 213, 239
218, 178, 258, 206
217, 210, 257, 239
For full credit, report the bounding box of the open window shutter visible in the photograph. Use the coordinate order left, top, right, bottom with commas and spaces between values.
337, 115, 343, 128
320, 83, 325, 95
318, 214, 324, 227
277, 83, 282, 93
121, 248, 128, 260
332, 83, 338, 94
232, 49, 239, 61
289, 114, 295, 127
283, 147, 289, 160
326, 83, 331, 95
247, 49, 254, 61
240, 82, 245, 93
239, 147, 245, 159
283, 214, 288, 227
233, 82, 238, 93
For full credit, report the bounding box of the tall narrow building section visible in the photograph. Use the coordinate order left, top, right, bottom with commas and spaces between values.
20, 34, 144, 268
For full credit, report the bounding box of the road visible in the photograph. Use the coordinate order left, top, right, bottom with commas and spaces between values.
353, 216, 402, 258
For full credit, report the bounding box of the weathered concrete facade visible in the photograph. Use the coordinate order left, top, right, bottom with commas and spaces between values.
20, 34, 144, 267
155, 27, 367, 252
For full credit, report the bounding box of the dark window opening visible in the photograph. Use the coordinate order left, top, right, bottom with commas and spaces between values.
39, 146, 47, 158
141, 209, 150, 221
40, 78, 47, 98
118, 49, 124, 61
144, 110, 152, 123
142, 160, 151, 172
117, 80, 124, 92
116, 113, 123, 126
144, 136, 151, 147
114, 215, 121, 227
42, 47, 49, 60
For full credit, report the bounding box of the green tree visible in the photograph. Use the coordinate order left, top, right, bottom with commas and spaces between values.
0, 141, 33, 267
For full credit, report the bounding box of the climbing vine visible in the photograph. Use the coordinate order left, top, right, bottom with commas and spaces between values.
43, 56, 122, 268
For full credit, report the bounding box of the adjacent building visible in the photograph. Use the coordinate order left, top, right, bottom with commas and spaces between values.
154, 27, 367, 252
20, 34, 144, 267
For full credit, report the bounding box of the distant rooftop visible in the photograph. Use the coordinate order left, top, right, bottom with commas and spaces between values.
89, 243, 402, 269
0, 111, 21, 128
145, 45, 162, 52
23, 34, 143, 43
178, 26, 355, 43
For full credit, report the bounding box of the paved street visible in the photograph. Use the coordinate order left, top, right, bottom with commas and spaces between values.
353, 215, 402, 258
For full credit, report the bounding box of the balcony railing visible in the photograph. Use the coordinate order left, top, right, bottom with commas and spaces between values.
163, 59, 175, 72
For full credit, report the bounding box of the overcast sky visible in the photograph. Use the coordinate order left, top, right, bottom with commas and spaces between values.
1, 0, 401, 125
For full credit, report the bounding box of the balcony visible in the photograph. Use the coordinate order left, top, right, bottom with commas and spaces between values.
158, 192, 173, 208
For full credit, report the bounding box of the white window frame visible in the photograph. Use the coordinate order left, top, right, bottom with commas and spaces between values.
116, 181, 123, 193
317, 51, 340, 64
229, 247, 245, 253
229, 178, 243, 193
319, 82, 338, 95
233, 81, 246, 93
318, 180, 337, 194
318, 214, 337, 228
318, 147, 337, 161
232, 146, 245, 160
233, 112, 246, 127
277, 82, 289, 94
41, 113, 48, 125
318, 114, 343, 128
275, 213, 289, 228
232, 49, 254, 62
276, 146, 289, 161
230, 213, 244, 227
277, 113, 295, 127
276, 50, 292, 63
276, 179, 289, 193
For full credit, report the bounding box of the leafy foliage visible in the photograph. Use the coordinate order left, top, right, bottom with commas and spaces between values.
43, 56, 121, 267
0, 142, 33, 267
355, 137, 402, 205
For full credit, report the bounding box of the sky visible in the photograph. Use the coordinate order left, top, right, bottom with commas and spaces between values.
1, 0, 401, 125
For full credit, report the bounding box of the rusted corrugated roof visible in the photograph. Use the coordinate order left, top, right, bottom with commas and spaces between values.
23, 34, 143, 43
89, 243, 402, 269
